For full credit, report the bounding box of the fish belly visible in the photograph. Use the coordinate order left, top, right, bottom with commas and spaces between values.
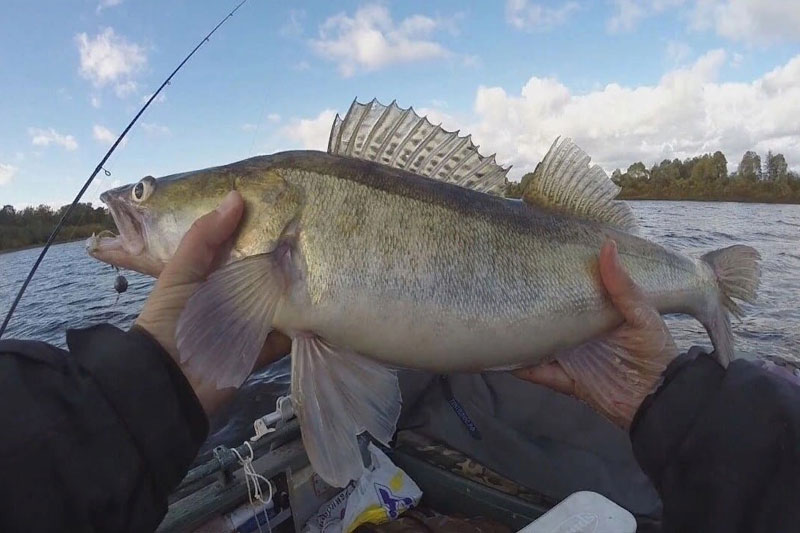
275, 292, 621, 371
272, 168, 708, 371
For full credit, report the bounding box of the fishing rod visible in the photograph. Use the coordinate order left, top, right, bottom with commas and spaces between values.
0, 0, 249, 339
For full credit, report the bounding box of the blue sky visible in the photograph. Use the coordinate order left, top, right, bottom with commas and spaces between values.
1, 0, 799, 208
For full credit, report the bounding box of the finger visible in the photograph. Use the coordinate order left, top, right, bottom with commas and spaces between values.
599, 240, 659, 328
161, 191, 244, 283
513, 362, 575, 395
255, 331, 292, 369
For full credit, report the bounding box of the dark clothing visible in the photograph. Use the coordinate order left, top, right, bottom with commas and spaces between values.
631, 347, 800, 533
0, 326, 799, 533
0, 325, 208, 533
397, 372, 662, 517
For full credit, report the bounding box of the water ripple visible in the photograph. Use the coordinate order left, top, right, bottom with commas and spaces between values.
1, 201, 799, 452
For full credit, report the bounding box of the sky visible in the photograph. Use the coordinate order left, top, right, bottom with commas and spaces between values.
1, 0, 800, 208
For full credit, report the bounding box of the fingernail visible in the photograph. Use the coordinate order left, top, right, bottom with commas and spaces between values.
608, 240, 621, 270
216, 191, 239, 215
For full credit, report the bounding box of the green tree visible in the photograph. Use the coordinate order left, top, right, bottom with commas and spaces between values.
0, 202, 115, 252
764, 151, 788, 182
738, 151, 762, 181
627, 161, 649, 180
712, 151, 728, 180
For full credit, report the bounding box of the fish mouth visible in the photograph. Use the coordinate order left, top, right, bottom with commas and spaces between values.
86, 190, 162, 276
101, 190, 145, 254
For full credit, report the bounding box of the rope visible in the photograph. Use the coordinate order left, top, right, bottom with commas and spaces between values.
232, 441, 273, 533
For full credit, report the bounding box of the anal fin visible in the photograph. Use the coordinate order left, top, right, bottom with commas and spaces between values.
291, 335, 401, 487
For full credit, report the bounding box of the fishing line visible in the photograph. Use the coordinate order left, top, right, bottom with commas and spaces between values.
0, 0, 249, 339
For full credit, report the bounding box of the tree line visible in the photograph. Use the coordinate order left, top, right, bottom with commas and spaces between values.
0, 203, 114, 252
506, 149, 800, 203
2, 147, 799, 252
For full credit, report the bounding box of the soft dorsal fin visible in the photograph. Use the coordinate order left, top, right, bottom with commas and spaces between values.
523, 137, 638, 232
328, 98, 510, 195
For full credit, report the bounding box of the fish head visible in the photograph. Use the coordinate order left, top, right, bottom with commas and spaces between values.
87, 168, 234, 276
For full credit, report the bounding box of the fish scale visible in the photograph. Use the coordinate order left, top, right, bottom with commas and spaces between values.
87, 98, 760, 488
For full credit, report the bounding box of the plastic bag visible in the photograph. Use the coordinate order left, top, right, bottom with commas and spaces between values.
304, 444, 422, 533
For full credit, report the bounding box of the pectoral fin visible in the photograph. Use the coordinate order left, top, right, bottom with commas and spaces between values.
291, 335, 401, 487
555, 336, 668, 425
176, 253, 285, 389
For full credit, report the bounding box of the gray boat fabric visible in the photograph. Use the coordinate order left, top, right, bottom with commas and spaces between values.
396, 370, 662, 519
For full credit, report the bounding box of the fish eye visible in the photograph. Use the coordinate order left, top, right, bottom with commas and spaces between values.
131, 176, 156, 202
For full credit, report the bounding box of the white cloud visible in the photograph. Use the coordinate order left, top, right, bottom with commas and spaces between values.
92, 124, 116, 145
462, 54, 481, 68
267, 113, 282, 123
28, 128, 79, 151
90, 94, 102, 108
311, 4, 451, 76
666, 40, 692, 64
96, 0, 122, 10
96, 0, 122, 12
465, 50, 800, 177
505, 0, 579, 31
281, 9, 306, 37
607, 0, 647, 32
282, 109, 337, 149
241, 123, 258, 132
293, 60, 311, 71
113, 80, 138, 98
414, 107, 463, 131
0, 163, 17, 186
141, 122, 171, 136
607, 0, 800, 42
75, 28, 146, 97
608, 0, 686, 32
140, 92, 166, 104
691, 0, 800, 44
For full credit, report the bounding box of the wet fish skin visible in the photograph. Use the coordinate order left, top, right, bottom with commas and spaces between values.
87, 100, 759, 488
91, 150, 713, 373
266, 151, 710, 372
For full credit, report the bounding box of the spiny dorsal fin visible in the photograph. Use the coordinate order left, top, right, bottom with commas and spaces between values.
328, 98, 510, 195
523, 137, 638, 232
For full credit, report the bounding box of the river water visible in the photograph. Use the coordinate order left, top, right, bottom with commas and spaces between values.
1, 201, 798, 452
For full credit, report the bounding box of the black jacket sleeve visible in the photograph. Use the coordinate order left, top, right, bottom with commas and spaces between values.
630, 347, 800, 533
0, 324, 208, 533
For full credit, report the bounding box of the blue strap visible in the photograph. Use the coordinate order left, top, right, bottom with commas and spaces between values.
439, 375, 482, 440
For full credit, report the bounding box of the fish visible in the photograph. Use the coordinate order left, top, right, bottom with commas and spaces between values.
87, 99, 761, 487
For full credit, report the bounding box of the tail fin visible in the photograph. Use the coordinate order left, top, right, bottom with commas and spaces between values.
700, 245, 761, 366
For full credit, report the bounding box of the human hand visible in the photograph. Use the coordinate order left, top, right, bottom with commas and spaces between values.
514, 240, 678, 428
135, 191, 291, 416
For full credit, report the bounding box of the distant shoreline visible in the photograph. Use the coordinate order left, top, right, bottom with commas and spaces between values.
620, 195, 800, 205
3, 196, 800, 256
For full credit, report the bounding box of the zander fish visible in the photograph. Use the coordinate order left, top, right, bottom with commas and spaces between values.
87, 99, 760, 487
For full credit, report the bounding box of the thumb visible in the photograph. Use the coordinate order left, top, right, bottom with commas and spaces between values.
160, 190, 244, 284
599, 239, 658, 328
513, 362, 575, 395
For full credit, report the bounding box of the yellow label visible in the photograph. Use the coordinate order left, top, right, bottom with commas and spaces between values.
389, 471, 404, 492
345, 505, 389, 533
